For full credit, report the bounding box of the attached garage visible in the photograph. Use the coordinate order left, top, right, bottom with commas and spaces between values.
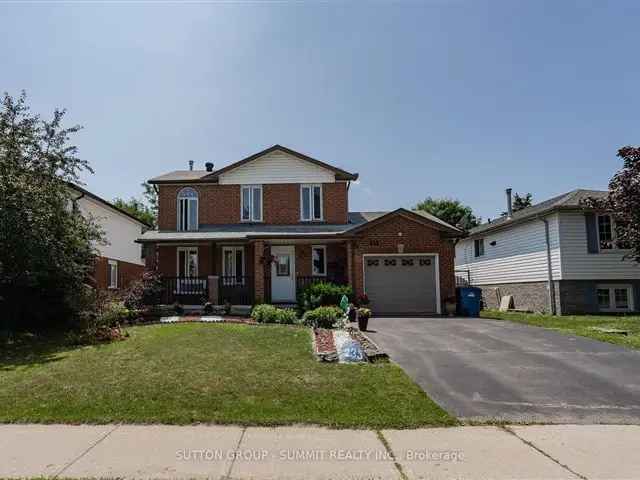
363, 254, 440, 316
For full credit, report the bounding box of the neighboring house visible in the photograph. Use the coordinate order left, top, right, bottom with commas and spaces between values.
70, 184, 149, 291
455, 189, 640, 315
138, 145, 463, 315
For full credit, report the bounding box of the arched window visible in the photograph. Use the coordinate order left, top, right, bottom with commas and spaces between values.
177, 187, 198, 231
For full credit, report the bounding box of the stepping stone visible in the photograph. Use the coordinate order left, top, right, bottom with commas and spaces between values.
160, 316, 181, 323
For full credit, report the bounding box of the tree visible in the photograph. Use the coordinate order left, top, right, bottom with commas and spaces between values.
502, 192, 533, 216
512, 192, 533, 212
0, 91, 103, 331
415, 197, 480, 230
583, 146, 640, 263
113, 182, 157, 229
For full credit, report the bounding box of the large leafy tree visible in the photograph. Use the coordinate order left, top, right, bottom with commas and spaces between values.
415, 197, 480, 230
113, 182, 157, 229
0, 92, 103, 330
583, 146, 640, 263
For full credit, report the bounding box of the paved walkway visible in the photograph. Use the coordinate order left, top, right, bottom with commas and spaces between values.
367, 317, 640, 424
2, 424, 639, 479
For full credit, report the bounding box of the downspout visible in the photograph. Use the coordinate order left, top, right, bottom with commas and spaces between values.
539, 216, 557, 315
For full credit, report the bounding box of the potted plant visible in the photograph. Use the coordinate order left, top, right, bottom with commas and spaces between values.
444, 296, 457, 316
356, 293, 370, 307
357, 308, 371, 331
347, 303, 357, 323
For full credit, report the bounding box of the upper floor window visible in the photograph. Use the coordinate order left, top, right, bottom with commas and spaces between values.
177, 187, 198, 231
241, 185, 263, 222
474, 238, 485, 257
301, 184, 322, 221
598, 214, 629, 251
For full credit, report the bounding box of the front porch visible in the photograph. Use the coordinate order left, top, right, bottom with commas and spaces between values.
148, 240, 349, 306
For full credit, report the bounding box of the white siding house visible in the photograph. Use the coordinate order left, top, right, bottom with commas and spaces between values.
456, 214, 561, 285
71, 184, 149, 290
455, 189, 640, 314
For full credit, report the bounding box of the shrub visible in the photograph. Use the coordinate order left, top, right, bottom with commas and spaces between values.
297, 282, 353, 312
277, 308, 298, 325
98, 301, 131, 327
251, 304, 279, 323
302, 306, 345, 329
251, 304, 299, 324
123, 270, 163, 309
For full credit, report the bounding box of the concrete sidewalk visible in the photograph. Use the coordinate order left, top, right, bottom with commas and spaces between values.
1, 424, 639, 479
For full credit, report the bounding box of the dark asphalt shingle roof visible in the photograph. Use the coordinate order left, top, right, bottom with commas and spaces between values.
468, 189, 608, 236
138, 208, 461, 242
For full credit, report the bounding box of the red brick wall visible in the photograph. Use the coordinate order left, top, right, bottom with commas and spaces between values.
92, 256, 144, 291
351, 215, 456, 307
158, 182, 348, 228
295, 243, 347, 279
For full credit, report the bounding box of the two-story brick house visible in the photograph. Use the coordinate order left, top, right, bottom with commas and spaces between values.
138, 145, 462, 315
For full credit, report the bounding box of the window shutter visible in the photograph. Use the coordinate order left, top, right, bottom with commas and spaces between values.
585, 213, 598, 254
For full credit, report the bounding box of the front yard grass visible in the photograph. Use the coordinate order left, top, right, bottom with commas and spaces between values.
0, 323, 456, 429
481, 310, 640, 350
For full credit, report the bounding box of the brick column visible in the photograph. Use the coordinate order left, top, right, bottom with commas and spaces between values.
253, 240, 265, 303
346, 240, 354, 288
208, 276, 219, 304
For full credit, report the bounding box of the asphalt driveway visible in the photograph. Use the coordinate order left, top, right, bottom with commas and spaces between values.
366, 316, 640, 424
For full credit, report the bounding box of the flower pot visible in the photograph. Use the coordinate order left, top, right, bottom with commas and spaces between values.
444, 302, 456, 316
358, 316, 369, 331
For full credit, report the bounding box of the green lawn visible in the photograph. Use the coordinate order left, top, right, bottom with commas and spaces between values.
481, 310, 640, 350
0, 323, 455, 429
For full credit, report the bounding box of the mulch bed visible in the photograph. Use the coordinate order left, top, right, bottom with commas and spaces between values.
313, 328, 338, 362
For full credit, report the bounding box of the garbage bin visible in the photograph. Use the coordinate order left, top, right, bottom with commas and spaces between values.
457, 287, 482, 317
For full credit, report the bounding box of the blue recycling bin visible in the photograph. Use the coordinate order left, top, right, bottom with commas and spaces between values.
457, 287, 482, 317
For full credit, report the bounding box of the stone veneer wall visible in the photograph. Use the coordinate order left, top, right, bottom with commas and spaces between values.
478, 281, 561, 314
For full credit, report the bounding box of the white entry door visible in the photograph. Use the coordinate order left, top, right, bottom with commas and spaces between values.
271, 246, 296, 303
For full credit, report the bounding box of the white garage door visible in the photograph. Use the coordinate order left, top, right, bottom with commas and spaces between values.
364, 255, 439, 315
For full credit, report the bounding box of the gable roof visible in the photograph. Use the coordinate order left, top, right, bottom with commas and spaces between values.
347, 208, 463, 236
148, 145, 358, 184
69, 183, 152, 228
468, 189, 608, 237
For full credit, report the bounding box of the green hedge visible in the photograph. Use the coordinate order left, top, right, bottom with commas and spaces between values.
297, 281, 353, 313
302, 306, 346, 329
251, 304, 299, 324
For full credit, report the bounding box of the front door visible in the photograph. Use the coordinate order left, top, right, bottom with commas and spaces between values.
271, 246, 296, 303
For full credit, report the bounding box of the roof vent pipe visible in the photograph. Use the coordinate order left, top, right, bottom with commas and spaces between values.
205, 162, 214, 172
188, 160, 194, 171
505, 188, 513, 218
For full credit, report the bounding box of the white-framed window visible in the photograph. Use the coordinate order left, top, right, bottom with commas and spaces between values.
474, 238, 485, 258
300, 184, 323, 221
107, 260, 118, 289
596, 284, 634, 312
312, 245, 327, 276
177, 187, 198, 232
597, 214, 630, 251
177, 247, 198, 278
222, 246, 245, 284
241, 185, 263, 222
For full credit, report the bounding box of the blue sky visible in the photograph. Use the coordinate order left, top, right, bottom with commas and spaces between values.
2, 1, 638, 220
